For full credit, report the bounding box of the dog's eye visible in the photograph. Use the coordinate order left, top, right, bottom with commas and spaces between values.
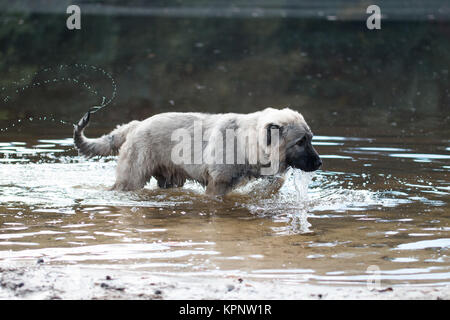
297, 136, 307, 146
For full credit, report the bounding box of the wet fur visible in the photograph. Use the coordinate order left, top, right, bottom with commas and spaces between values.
73, 108, 321, 195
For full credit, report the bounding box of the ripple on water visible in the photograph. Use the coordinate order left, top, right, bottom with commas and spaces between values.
395, 238, 450, 250
0, 135, 449, 287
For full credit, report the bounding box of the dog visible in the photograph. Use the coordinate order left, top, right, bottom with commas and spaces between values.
73, 108, 321, 195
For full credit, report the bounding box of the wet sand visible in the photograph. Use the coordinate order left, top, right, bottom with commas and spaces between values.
1, 262, 448, 300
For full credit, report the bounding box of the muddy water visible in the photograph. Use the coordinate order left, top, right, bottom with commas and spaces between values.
0, 123, 448, 291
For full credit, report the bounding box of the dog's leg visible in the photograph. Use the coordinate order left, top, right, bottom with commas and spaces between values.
265, 175, 286, 196
112, 141, 150, 191
205, 179, 232, 196
155, 175, 172, 189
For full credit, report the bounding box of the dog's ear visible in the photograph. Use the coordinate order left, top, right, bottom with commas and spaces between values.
266, 124, 282, 145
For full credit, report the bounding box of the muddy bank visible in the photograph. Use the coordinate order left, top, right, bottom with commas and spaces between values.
1, 263, 448, 300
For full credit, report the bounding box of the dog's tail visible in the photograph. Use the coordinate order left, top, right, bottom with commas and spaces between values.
73, 111, 140, 158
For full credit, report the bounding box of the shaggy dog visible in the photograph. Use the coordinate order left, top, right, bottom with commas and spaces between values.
74, 108, 321, 195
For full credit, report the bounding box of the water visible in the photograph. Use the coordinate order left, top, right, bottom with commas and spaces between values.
0, 126, 448, 293
0, 8, 449, 298
0, 64, 117, 133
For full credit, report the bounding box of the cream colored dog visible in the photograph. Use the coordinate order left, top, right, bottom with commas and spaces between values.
74, 108, 321, 195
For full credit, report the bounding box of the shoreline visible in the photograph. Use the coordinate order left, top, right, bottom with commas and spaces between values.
1, 264, 448, 300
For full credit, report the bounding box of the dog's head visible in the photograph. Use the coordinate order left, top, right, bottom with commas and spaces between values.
259, 108, 322, 172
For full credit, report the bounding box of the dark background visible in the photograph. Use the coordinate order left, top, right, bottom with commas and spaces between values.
0, 0, 449, 138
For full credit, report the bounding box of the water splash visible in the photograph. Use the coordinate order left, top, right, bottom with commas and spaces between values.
237, 169, 316, 234
0, 64, 117, 132
0, 116, 72, 133
292, 169, 315, 202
